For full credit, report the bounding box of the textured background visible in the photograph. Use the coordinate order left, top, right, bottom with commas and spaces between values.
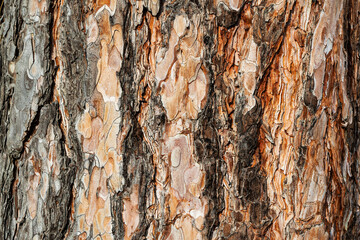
0, 0, 359, 239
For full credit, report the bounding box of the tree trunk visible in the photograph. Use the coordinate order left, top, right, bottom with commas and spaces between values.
0, 0, 359, 239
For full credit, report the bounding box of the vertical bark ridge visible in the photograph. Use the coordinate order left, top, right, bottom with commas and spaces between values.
257, 0, 360, 238
0, 0, 57, 238
111, 2, 155, 239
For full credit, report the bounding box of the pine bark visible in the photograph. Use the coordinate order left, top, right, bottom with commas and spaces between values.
0, 0, 359, 239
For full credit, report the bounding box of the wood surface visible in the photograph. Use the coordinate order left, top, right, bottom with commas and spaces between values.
0, 0, 359, 239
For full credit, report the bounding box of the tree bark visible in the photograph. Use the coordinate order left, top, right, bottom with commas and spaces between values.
0, 0, 359, 239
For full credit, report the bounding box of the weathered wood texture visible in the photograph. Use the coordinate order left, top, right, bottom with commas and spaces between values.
0, 0, 359, 239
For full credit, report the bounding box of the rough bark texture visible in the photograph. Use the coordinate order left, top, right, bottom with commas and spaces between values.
0, 0, 359, 239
